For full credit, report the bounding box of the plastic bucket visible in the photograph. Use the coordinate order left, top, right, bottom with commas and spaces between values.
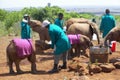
110, 41, 116, 52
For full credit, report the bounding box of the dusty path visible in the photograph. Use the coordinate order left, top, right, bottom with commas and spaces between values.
0, 36, 120, 80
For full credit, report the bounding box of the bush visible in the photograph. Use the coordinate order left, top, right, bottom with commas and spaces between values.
0, 21, 8, 36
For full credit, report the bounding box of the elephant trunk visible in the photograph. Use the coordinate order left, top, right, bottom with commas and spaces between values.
92, 27, 100, 44
90, 22, 100, 44
96, 32, 100, 44
104, 34, 112, 47
35, 40, 51, 51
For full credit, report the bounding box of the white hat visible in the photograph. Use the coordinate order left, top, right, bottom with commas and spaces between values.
24, 14, 28, 17
42, 20, 50, 27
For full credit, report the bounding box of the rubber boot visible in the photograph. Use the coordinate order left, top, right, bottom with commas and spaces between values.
59, 62, 67, 69
48, 64, 59, 73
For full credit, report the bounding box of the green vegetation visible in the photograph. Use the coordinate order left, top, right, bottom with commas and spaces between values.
0, 6, 120, 37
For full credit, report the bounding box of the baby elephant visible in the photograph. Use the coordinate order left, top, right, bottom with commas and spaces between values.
35, 40, 52, 54
104, 27, 120, 46
67, 34, 93, 58
103, 27, 120, 54
6, 38, 37, 74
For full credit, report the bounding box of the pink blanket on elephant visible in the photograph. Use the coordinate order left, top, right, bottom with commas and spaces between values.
67, 34, 81, 44
13, 38, 33, 58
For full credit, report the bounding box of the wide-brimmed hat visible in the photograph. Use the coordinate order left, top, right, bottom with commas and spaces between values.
42, 20, 50, 27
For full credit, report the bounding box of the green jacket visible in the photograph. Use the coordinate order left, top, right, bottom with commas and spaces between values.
54, 18, 64, 30
48, 24, 71, 55
21, 21, 31, 39
100, 14, 116, 38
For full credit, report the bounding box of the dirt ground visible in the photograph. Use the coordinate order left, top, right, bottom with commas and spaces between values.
0, 36, 120, 80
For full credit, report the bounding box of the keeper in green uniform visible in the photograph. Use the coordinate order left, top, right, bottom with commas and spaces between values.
42, 20, 71, 73
100, 9, 116, 38
21, 14, 31, 39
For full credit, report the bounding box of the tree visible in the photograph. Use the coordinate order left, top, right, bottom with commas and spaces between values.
31, 6, 66, 23
4, 11, 21, 29
0, 9, 7, 21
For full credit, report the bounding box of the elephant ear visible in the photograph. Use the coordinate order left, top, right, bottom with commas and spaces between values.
90, 22, 99, 33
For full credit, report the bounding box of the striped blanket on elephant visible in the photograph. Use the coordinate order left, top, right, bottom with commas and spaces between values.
12, 38, 33, 58
67, 34, 81, 44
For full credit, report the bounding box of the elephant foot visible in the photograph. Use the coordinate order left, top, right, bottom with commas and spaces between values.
84, 53, 89, 58
110, 52, 112, 55
31, 64, 37, 74
9, 70, 15, 74
17, 70, 24, 74
31, 70, 37, 74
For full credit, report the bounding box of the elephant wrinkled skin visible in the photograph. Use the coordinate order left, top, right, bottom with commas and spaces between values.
35, 40, 52, 54
67, 21, 100, 44
28, 20, 50, 41
65, 18, 89, 30
6, 41, 37, 74
68, 34, 93, 58
104, 27, 120, 46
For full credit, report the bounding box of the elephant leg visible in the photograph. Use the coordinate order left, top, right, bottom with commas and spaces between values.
82, 48, 89, 58
75, 47, 80, 57
15, 60, 23, 74
28, 53, 37, 74
79, 47, 82, 56
78, 48, 81, 57
68, 48, 74, 59
8, 60, 15, 74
